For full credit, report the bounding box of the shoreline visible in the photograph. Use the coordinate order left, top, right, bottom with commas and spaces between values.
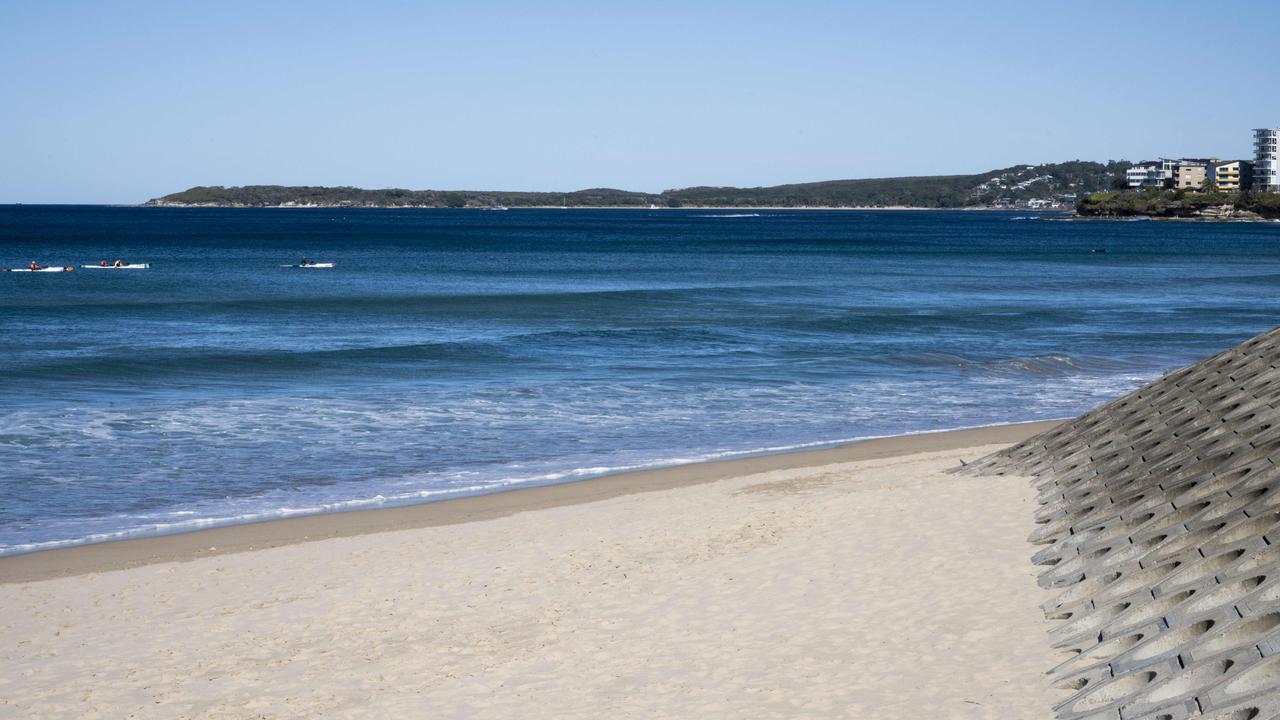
1, 417, 1063, 716
70, 205, 1280, 220
0, 419, 1059, 584
1069, 214, 1280, 222
134, 203, 1067, 211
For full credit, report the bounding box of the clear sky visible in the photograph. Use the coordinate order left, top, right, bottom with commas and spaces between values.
3, 0, 1279, 203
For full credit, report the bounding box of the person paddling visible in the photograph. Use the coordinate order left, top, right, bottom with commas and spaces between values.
29, 261, 41, 271
114, 259, 123, 268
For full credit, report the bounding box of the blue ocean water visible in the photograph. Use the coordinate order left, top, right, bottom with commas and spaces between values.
2, 206, 1279, 555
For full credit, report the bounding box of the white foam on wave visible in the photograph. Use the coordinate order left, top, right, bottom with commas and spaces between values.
0, 416, 1072, 558
0, 359, 1172, 560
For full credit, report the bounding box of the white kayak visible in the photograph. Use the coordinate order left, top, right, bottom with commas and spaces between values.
80, 263, 150, 269
7, 266, 70, 273
281, 262, 335, 268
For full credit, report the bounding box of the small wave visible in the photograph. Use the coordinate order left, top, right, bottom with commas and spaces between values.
0, 284, 781, 313
0, 417, 1072, 558
2, 339, 516, 383
877, 351, 1137, 377
985, 354, 1085, 375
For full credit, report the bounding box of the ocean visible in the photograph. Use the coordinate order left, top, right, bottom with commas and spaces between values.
2, 206, 1279, 555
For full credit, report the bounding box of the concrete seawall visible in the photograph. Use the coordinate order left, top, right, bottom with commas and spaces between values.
959, 327, 1280, 719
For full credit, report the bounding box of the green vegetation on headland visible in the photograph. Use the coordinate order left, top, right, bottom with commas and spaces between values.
147, 185, 657, 209
1076, 190, 1280, 220
145, 161, 1130, 209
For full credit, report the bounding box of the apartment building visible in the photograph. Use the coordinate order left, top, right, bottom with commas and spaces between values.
1126, 163, 1156, 189
1174, 160, 1213, 189
1122, 129, 1275, 193
1208, 160, 1253, 192
1127, 158, 1211, 190
1256, 128, 1280, 192
1126, 160, 1178, 189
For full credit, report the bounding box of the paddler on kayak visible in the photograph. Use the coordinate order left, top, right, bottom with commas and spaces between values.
99, 260, 109, 267
29, 261, 42, 271
300, 257, 312, 267
113, 259, 123, 267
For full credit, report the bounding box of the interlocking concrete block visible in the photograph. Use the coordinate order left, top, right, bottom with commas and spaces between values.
1052, 662, 1117, 696
1100, 589, 1197, 640
1124, 651, 1262, 718
1201, 654, 1280, 713
1119, 696, 1198, 720
1157, 597, 1242, 634
1109, 621, 1220, 676
1054, 659, 1177, 720
954, 326, 1280, 718
1183, 616, 1278, 665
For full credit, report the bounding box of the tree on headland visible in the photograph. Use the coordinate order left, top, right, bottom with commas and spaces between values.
1077, 189, 1280, 219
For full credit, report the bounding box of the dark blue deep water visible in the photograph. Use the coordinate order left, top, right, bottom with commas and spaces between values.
3, 206, 1279, 554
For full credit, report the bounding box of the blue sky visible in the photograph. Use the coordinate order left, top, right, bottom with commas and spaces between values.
3, 1, 1278, 203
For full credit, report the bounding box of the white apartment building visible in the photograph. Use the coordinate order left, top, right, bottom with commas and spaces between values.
1256, 128, 1280, 192
1126, 159, 1188, 189
1126, 163, 1157, 188
1127, 160, 1167, 189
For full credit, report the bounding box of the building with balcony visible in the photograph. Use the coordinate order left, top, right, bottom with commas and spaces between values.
1126, 163, 1156, 189
1126, 160, 1179, 189
1208, 160, 1254, 192
1256, 128, 1280, 192
1127, 158, 1212, 190
1174, 160, 1213, 189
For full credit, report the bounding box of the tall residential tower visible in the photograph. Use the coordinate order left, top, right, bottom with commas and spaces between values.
1256, 128, 1280, 192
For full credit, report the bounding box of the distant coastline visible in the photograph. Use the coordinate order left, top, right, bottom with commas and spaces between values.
142, 161, 1126, 210
140, 202, 1059, 212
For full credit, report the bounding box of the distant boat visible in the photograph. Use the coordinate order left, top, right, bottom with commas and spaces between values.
280, 261, 336, 269
485, 205, 508, 211
1089, 248, 1108, 254
81, 263, 150, 270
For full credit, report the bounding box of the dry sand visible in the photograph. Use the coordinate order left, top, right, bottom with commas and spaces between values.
0, 423, 1065, 718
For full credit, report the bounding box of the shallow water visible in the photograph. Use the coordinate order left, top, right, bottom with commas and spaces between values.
2, 206, 1278, 554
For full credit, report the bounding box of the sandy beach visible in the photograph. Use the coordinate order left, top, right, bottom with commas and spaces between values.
1, 421, 1063, 718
